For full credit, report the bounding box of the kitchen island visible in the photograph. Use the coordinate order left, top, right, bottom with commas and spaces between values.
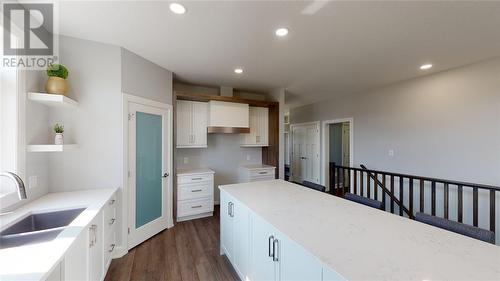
219, 180, 500, 281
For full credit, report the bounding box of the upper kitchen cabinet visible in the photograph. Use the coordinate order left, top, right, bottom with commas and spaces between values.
242, 107, 268, 147
177, 100, 208, 148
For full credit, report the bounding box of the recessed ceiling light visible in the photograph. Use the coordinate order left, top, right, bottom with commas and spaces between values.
234, 68, 243, 74
169, 3, 186, 14
275, 28, 289, 37
420, 64, 433, 70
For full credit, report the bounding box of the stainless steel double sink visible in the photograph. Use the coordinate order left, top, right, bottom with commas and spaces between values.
0, 208, 86, 249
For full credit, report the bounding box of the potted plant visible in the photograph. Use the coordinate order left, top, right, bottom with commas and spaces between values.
54, 123, 64, 145
46, 64, 69, 95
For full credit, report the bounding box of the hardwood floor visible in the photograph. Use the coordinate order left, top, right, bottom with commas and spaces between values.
104, 207, 239, 281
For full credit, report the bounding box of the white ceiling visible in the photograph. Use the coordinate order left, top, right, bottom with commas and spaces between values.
58, 1, 500, 108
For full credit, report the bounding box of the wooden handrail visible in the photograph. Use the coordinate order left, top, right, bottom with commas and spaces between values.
360, 164, 414, 219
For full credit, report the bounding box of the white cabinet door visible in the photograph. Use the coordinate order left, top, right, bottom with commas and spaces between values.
232, 198, 249, 279
250, 214, 277, 281
257, 107, 269, 146
176, 100, 192, 147
88, 211, 103, 281
220, 191, 234, 261
242, 107, 268, 147
192, 101, 208, 147
278, 232, 322, 281
64, 231, 88, 281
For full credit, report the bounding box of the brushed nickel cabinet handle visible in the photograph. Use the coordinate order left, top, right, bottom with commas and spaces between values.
273, 239, 279, 262
191, 205, 202, 209
109, 218, 116, 225
268, 235, 274, 258
108, 244, 115, 252
191, 189, 202, 192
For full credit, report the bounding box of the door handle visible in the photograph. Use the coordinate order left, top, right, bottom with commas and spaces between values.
268, 235, 274, 258
273, 239, 279, 262
301, 157, 307, 160
163, 172, 169, 178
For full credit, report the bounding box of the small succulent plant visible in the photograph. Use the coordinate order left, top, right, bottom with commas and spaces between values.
47, 64, 69, 79
54, 123, 64, 134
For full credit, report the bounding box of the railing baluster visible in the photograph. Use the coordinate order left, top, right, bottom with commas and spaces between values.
381, 174, 386, 209
490, 190, 496, 232
353, 169, 357, 195
341, 168, 346, 197
367, 171, 371, 199
346, 168, 350, 194
399, 177, 404, 216
390, 175, 394, 213
473, 187, 478, 227
458, 185, 463, 223
409, 178, 413, 217
336, 167, 342, 196
431, 181, 436, 216
360, 171, 364, 197
420, 180, 424, 213
374, 173, 378, 200
330, 163, 335, 195
444, 183, 449, 219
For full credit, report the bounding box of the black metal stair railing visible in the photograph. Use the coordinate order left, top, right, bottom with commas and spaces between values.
329, 163, 498, 235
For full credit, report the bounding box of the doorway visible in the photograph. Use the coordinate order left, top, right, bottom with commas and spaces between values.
290, 121, 320, 184
124, 94, 173, 250
322, 118, 353, 192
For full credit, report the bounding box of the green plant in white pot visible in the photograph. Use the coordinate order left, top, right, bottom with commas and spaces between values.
54, 123, 64, 145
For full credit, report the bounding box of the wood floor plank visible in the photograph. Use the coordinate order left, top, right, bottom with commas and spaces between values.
104, 207, 237, 281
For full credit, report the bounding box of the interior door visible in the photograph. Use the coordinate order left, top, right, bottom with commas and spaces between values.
292, 123, 320, 183
128, 101, 172, 249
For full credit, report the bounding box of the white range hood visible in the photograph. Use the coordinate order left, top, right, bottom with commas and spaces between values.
207, 101, 250, 133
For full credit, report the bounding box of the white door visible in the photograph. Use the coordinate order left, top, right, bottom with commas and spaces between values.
250, 215, 277, 281
192, 101, 208, 146
128, 101, 172, 249
278, 232, 322, 281
176, 100, 192, 147
220, 191, 234, 260
292, 123, 320, 183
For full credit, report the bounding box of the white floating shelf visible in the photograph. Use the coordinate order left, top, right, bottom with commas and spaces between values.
28, 92, 78, 108
27, 144, 78, 152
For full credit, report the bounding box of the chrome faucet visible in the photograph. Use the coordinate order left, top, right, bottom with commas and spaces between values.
0, 172, 27, 200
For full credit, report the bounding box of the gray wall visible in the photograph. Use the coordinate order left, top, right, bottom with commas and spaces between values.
290, 57, 500, 243
176, 134, 262, 203
121, 48, 173, 104
291, 58, 500, 186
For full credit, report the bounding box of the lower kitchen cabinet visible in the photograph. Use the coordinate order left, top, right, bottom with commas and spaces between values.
220, 192, 249, 280
220, 189, 341, 281
61, 193, 117, 281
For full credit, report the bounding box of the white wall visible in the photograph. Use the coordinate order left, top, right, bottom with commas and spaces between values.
32, 36, 173, 252
176, 134, 262, 203
290, 58, 500, 243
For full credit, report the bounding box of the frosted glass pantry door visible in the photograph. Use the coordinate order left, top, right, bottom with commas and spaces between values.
128, 100, 172, 249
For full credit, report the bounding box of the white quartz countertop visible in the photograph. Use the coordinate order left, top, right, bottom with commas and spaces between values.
177, 167, 215, 175
219, 180, 500, 281
239, 164, 275, 170
0, 188, 117, 281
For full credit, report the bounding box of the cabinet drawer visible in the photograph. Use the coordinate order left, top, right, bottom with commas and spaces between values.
178, 174, 213, 184
178, 198, 213, 217
249, 168, 275, 178
104, 231, 116, 269
178, 182, 212, 200
103, 195, 117, 236
249, 175, 275, 182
